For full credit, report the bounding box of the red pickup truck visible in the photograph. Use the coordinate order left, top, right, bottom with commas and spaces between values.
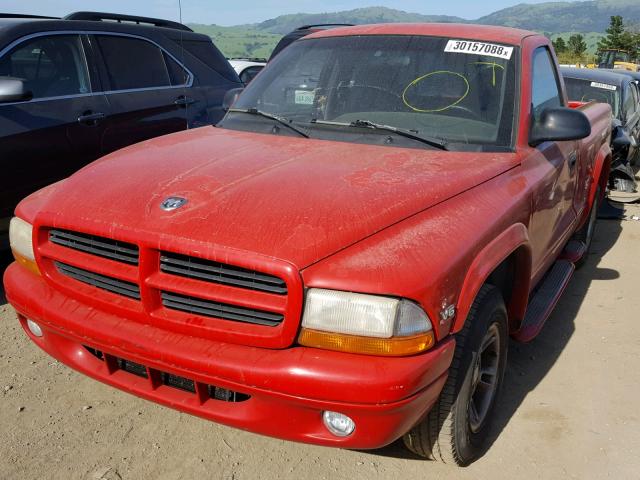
4, 24, 611, 465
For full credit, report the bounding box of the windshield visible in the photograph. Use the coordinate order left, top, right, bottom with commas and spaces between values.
563, 77, 620, 118
220, 35, 519, 151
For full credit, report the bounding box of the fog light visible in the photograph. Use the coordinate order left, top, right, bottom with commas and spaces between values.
323, 411, 355, 437
26, 319, 43, 337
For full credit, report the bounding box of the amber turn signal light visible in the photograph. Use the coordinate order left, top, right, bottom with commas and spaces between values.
11, 249, 40, 276
298, 328, 435, 356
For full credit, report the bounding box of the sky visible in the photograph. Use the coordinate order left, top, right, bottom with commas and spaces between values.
2, 0, 561, 26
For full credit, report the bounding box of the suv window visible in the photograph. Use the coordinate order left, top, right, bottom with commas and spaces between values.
623, 83, 638, 120
95, 35, 187, 90
0, 34, 90, 99
163, 52, 189, 86
178, 39, 239, 82
531, 47, 563, 120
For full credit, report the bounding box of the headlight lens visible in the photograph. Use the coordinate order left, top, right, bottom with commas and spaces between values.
299, 288, 434, 356
9, 217, 39, 275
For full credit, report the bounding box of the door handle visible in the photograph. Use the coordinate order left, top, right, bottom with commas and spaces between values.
174, 96, 195, 106
568, 151, 577, 169
77, 112, 105, 125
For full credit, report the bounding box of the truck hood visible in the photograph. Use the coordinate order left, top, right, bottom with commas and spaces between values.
37, 127, 517, 268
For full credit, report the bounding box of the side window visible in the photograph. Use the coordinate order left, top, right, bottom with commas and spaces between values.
163, 52, 189, 86
531, 47, 563, 120
95, 35, 182, 90
624, 84, 638, 120
0, 34, 90, 99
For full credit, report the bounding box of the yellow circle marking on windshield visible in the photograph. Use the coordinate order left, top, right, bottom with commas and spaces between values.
402, 71, 470, 113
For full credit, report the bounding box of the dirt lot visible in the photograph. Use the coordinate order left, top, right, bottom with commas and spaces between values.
1, 205, 639, 480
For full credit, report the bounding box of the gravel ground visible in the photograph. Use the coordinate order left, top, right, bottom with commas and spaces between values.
1, 205, 639, 480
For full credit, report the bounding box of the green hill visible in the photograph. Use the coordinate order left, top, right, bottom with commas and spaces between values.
191, 1, 639, 58
252, 7, 463, 35
189, 24, 280, 59
549, 32, 605, 55
478, 0, 640, 32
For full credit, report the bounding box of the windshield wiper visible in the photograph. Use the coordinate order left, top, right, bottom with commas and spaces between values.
311, 119, 448, 151
228, 108, 310, 138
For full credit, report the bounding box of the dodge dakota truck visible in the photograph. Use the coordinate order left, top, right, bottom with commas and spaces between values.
4, 24, 611, 465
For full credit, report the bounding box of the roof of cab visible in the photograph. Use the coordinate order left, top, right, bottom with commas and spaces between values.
560, 67, 634, 87
306, 23, 538, 46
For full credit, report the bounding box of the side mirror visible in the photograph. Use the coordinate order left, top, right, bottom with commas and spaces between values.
529, 107, 591, 147
222, 87, 244, 112
612, 126, 631, 150
0, 77, 32, 103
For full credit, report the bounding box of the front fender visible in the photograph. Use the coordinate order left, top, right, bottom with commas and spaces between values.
587, 142, 612, 209
453, 223, 532, 334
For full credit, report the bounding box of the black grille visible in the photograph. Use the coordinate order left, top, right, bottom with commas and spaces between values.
160, 251, 287, 295
85, 346, 104, 360
82, 346, 250, 402
208, 385, 250, 402
55, 262, 141, 300
161, 291, 283, 327
161, 372, 195, 392
117, 358, 148, 378
50, 229, 139, 265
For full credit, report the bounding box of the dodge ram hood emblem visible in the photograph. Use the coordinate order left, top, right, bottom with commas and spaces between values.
160, 196, 188, 211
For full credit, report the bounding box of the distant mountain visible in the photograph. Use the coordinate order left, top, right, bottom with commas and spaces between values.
478, 0, 640, 33
252, 7, 464, 35
191, 1, 640, 58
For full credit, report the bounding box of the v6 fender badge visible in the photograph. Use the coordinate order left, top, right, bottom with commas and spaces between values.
440, 303, 456, 324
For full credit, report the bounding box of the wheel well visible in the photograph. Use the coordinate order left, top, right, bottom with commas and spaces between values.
484, 246, 531, 332
598, 154, 612, 199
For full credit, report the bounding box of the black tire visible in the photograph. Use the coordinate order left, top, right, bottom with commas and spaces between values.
403, 285, 508, 466
631, 148, 639, 168
574, 186, 600, 268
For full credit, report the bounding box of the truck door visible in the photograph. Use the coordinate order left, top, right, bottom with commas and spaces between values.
527, 47, 579, 273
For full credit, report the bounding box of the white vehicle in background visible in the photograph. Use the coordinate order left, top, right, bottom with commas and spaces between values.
228, 58, 266, 84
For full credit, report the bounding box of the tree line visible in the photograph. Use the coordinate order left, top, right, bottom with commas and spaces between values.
552, 15, 639, 65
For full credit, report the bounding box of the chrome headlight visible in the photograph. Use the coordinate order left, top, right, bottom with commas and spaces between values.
9, 217, 39, 274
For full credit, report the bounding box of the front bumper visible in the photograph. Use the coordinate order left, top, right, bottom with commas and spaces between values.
4, 262, 454, 449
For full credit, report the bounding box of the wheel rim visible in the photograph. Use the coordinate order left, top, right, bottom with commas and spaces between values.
468, 323, 501, 433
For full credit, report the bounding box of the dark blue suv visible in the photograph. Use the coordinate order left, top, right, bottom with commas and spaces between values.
0, 12, 242, 244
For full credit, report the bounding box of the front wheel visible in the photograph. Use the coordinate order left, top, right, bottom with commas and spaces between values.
403, 285, 508, 465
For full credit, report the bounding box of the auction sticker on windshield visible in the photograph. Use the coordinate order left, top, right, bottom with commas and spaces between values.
445, 40, 513, 60
590, 82, 617, 91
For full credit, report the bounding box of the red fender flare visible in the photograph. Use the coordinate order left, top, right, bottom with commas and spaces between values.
453, 223, 532, 334
588, 143, 611, 209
